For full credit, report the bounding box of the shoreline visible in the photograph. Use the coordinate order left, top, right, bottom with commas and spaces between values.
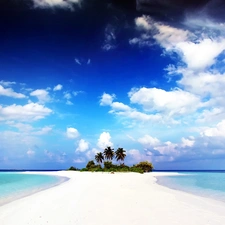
1, 171, 225, 225
0, 172, 69, 207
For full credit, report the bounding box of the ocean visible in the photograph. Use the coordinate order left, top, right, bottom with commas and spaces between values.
0, 171, 68, 206
156, 171, 225, 203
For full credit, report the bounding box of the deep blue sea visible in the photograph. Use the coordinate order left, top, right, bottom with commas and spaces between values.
0, 171, 68, 206
156, 171, 225, 203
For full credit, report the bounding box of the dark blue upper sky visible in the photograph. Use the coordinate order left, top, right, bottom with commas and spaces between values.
1, 0, 225, 170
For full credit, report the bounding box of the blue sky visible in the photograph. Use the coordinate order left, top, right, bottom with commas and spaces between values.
1, 0, 225, 170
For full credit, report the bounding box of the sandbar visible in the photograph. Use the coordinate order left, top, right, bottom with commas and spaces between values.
0, 171, 225, 225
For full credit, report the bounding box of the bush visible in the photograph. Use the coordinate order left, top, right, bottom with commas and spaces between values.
135, 161, 154, 172
104, 161, 117, 170
68, 166, 77, 171
80, 168, 88, 172
119, 167, 130, 172
89, 165, 103, 172
86, 160, 96, 170
129, 166, 144, 174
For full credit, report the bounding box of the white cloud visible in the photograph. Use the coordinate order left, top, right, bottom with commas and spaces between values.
176, 38, 225, 71
114, 110, 162, 123
32, 0, 81, 9
30, 89, 51, 103
53, 84, 63, 91
127, 149, 143, 162
131, 15, 190, 51
129, 34, 152, 47
100, 93, 115, 106
0, 80, 16, 87
178, 70, 225, 98
138, 134, 160, 147
0, 103, 52, 122
34, 126, 52, 135
73, 91, 83, 96
66, 100, 73, 105
184, 15, 225, 33
76, 139, 89, 152
135, 16, 152, 30
8, 122, 33, 132
154, 141, 178, 157
97, 132, 113, 149
63, 92, 73, 105
132, 15, 225, 72
153, 24, 190, 50
181, 137, 195, 147
0, 85, 26, 98
201, 120, 225, 137
129, 87, 201, 117
64, 92, 72, 99
27, 149, 35, 157
110, 102, 131, 111
86, 148, 99, 160
127, 149, 152, 164
66, 127, 79, 139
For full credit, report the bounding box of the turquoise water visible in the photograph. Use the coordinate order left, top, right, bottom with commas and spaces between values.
0, 172, 68, 206
156, 172, 225, 203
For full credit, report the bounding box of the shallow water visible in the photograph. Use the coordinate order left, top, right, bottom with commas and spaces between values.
0, 172, 68, 206
156, 172, 225, 203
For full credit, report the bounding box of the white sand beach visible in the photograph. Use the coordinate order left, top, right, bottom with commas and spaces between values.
1, 171, 225, 225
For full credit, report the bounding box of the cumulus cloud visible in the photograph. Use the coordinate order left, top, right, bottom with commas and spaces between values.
30, 89, 51, 103
138, 134, 160, 147
0, 103, 52, 122
0, 85, 26, 99
129, 87, 201, 117
76, 139, 89, 152
201, 120, 225, 137
100, 93, 115, 106
181, 137, 195, 147
66, 127, 79, 139
176, 38, 225, 71
53, 84, 63, 91
32, 0, 81, 10
135, 16, 152, 30
97, 132, 113, 149
110, 102, 131, 112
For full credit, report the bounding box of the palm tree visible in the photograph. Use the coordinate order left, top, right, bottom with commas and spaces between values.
115, 147, 126, 164
95, 152, 104, 165
103, 146, 114, 161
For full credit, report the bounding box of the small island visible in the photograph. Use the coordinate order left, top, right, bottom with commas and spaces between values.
68, 146, 153, 173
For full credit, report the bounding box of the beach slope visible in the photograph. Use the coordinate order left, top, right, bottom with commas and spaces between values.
1, 171, 225, 225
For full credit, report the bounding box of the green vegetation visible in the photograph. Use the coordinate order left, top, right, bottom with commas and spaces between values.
69, 146, 154, 174
135, 161, 154, 172
67, 166, 78, 171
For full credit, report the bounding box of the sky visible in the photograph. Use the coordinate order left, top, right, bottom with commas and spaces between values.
1, 0, 225, 170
